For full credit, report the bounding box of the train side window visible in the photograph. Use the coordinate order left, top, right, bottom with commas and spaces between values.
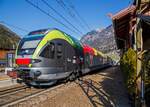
90, 53, 93, 65
57, 43, 62, 59
40, 43, 55, 59
85, 53, 89, 62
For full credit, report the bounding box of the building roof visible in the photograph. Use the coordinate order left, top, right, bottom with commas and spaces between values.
108, 5, 136, 49
109, 3, 150, 50
109, 5, 135, 21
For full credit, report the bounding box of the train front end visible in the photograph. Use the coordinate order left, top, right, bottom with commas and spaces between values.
15, 29, 56, 86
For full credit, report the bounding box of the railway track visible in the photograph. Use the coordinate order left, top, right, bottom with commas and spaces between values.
0, 84, 47, 106
0, 77, 85, 106
0, 83, 66, 107
0, 67, 111, 107
0, 85, 27, 97
0, 85, 34, 106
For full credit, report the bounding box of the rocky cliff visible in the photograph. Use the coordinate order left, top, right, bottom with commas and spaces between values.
81, 25, 117, 54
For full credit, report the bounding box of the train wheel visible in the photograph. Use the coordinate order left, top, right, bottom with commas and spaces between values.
76, 70, 81, 77
25, 83, 31, 88
69, 72, 76, 81
77, 70, 83, 81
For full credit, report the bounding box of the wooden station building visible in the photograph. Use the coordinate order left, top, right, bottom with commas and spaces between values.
109, 1, 150, 106
109, 2, 150, 54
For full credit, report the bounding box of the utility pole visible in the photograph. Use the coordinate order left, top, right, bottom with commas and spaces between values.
134, 0, 148, 106
135, 0, 142, 106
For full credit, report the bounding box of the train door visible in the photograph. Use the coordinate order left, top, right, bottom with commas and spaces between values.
89, 52, 93, 67
55, 41, 65, 72
99, 56, 103, 65
84, 53, 89, 68
64, 44, 74, 72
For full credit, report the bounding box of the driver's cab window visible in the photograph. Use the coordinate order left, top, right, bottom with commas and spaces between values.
40, 42, 55, 59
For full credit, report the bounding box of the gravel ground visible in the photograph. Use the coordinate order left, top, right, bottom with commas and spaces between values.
0, 72, 11, 81
14, 66, 131, 107
0, 72, 8, 77
39, 66, 130, 107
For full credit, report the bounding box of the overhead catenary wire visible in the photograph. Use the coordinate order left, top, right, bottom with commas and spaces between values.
55, 0, 86, 30
41, 0, 83, 36
55, 0, 87, 31
66, 0, 91, 30
25, 0, 81, 35
56, 0, 74, 17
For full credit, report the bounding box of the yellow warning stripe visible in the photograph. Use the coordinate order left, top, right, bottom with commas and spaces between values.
0, 78, 11, 81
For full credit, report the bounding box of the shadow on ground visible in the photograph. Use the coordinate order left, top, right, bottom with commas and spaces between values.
76, 66, 131, 107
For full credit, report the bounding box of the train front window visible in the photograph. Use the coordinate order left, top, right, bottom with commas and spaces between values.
21, 40, 40, 49
17, 36, 43, 55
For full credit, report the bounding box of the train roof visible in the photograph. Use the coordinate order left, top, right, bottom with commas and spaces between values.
27, 29, 49, 35
25, 28, 83, 49
27, 28, 65, 35
24, 28, 106, 58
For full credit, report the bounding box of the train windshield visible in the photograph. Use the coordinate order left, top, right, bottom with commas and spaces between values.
17, 36, 43, 55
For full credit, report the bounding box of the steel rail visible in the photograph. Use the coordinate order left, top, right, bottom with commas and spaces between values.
2, 83, 65, 107
0, 85, 27, 96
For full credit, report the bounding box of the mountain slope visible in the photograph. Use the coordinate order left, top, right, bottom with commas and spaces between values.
0, 24, 21, 49
80, 25, 117, 54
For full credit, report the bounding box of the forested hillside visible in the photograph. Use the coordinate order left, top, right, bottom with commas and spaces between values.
0, 24, 20, 49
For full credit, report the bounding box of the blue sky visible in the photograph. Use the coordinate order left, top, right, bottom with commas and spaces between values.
0, 0, 132, 39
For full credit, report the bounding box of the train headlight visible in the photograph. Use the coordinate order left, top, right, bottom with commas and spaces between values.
30, 59, 41, 64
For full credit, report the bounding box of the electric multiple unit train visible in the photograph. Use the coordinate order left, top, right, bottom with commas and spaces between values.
14, 28, 112, 86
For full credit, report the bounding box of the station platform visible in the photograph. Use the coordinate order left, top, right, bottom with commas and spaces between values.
0, 72, 11, 81
0, 79, 17, 88
0, 72, 17, 88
